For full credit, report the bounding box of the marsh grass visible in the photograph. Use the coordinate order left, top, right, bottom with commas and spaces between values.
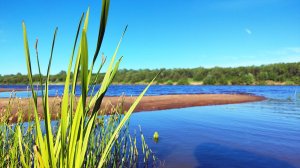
0, 97, 159, 167
0, 0, 159, 167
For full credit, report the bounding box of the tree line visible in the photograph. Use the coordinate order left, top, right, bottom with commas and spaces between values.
1, 62, 300, 85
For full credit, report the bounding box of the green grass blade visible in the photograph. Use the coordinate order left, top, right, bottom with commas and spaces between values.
17, 126, 29, 168
68, 10, 90, 166
54, 125, 61, 160
80, 30, 88, 110
85, 0, 110, 100
80, 114, 96, 165
22, 22, 49, 166
43, 27, 58, 167
60, 12, 84, 163
68, 100, 82, 167
22, 22, 35, 101
87, 0, 110, 95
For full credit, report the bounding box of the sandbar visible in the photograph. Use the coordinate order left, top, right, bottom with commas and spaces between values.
0, 94, 265, 123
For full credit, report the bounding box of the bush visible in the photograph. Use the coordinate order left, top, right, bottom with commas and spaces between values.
177, 78, 190, 85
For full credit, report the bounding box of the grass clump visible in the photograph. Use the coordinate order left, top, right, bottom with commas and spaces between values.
0, 0, 159, 167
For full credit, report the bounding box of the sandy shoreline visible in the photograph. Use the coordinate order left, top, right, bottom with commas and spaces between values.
0, 94, 265, 123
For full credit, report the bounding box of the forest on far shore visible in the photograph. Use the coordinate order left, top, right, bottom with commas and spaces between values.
1, 62, 300, 85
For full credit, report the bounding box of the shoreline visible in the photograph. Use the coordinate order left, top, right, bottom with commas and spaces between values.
0, 88, 28, 92
0, 94, 266, 123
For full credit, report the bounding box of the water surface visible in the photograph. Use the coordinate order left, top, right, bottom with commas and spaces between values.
1, 85, 300, 167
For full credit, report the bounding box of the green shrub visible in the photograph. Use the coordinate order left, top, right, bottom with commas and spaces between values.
177, 78, 190, 85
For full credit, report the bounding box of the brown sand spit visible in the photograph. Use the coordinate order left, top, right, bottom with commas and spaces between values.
0, 94, 265, 123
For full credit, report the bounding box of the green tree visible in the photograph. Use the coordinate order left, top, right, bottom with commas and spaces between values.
177, 78, 189, 85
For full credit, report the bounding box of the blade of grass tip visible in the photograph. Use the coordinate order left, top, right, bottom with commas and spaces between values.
83, 7, 90, 31
102, 25, 127, 90
46, 27, 57, 79
107, 56, 122, 85
22, 22, 36, 103
86, 0, 110, 109
71, 8, 89, 96
60, 12, 83, 161
71, 13, 84, 60
98, 73, 160, 168
22, 21, 49, 166
91, 54, 107, 92
35, 38, 45, 99
92, 0, 110, 65
87, 0, 110, 92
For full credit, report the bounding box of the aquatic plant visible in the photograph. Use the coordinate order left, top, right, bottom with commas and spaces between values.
153, 131, 159, 141
153, 131, 159, 144
0, 0, 159, 167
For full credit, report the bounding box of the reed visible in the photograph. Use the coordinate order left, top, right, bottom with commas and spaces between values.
0, 0, 158, 167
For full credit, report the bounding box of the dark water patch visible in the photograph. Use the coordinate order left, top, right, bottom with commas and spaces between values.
194, 143, 296, 168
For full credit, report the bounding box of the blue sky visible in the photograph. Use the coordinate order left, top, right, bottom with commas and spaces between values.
0, 0, 299, 75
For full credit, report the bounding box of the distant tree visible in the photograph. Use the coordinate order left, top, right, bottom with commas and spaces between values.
193, 68, 207, 81
177, 78, 189, 85
242, 73, 255, 85
292, 77, 300, 85
257, 72, 268, 81
203, 74, 216, 85
1, 62, 300, 85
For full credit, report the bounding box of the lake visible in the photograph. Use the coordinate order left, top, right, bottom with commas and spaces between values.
1, 85, 300, 168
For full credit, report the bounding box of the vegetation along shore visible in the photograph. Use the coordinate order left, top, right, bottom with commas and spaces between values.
1, 62, 299, 85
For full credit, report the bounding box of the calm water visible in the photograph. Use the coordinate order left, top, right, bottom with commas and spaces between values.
1, 85, 300, 167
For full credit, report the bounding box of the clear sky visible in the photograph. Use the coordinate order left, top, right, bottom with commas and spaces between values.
0, 0, 299, 75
